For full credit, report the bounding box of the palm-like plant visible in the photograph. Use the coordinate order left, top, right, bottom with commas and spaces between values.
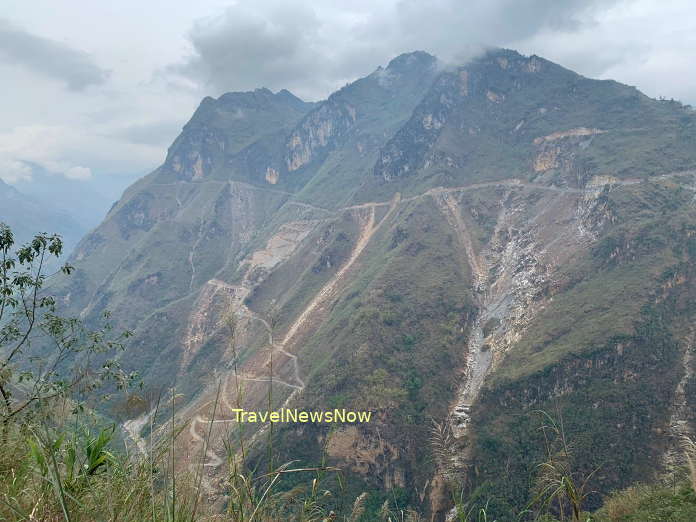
529, 410, 599, 521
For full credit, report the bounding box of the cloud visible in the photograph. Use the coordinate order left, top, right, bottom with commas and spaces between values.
168, 2, 331, 99
2, 0, 696, 203
108, 120, 185, 147
64, 166, 92, 180
166, 0, 621, 101
391, 0, 618, 60
0, 18, 109, 90
514, 0, 696, 104
0, 158, 32, 184
0, 125, 162, 185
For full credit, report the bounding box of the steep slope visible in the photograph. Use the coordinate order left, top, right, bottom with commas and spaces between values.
361, 50, 696, 201
284, 51, 439, 207
50, 49, 696, 519
54, 88, 316, 397
461, 175, 696, 518
53, 53, 440, 400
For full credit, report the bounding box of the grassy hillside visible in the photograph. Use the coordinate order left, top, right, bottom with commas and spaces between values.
464, 181, 696, 519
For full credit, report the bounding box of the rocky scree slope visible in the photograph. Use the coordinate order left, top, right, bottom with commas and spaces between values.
51, 49, 696, 519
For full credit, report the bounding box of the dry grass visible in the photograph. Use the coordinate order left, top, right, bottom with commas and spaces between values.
598, 483, 652, 521
681, 435, 696, 493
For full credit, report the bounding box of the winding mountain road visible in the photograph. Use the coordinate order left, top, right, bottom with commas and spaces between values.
127, 171, 696, 473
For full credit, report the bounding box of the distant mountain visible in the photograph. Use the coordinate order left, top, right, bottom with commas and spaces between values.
0, 177, 85, 259
13, 164, 140, 230
51, 51, 696, 519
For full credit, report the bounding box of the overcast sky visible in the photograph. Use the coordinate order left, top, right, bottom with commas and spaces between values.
2, 0, 695, 190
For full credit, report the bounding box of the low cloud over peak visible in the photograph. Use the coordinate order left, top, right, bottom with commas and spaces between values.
165, 0, 621, 101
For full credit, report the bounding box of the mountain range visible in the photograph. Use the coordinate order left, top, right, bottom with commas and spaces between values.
0, 177, 85, 261
49, 48, 696, 519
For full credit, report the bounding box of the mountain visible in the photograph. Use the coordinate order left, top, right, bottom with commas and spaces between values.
12, 165, 132, 230
0, 177, 86, 259
51, 49, 696, 519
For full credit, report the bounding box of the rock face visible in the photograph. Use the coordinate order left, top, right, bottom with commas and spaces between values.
162, 88, 314, 184
52, 49, 696, 519
285, 98, 357, 171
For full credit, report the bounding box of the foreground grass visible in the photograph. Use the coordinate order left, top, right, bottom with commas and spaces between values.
592, 483, 696, 522
3, 414, 696, 522
0, 416, 346, 522
0, 423, 194, 521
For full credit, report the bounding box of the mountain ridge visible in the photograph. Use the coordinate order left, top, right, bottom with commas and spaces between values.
0, 176, 86, 261
50, 48, 696, 519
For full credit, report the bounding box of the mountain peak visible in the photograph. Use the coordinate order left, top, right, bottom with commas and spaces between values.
274, 88, 313, 111
461, 47, 548, 73
201, 87, 311, 112
386, 50, 437, 72
162, 84, 314, 182
216, 87, 272, 105
478, 46, 523, 59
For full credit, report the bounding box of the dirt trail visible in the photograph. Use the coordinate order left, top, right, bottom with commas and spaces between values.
664, 326, 695, 473
188, 205, 209, 291
188, 416, 225, 468
284, 201, 334, 214
279, 192, 400, 358
434, 192, 488, 290
97, 175, 661, 329
184, 193, 401, 470
281, 207, 370, 347
238, 303, 306, 390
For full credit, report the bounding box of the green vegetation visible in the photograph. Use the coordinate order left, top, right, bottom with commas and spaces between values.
463, 184, 696, 519
0, 224, 134, 428
593, 483, 696, 521
0, 223, 360, 521
3, 220, 696, 521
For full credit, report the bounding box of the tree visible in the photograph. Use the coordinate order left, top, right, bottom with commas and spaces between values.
0, 222, 134, 429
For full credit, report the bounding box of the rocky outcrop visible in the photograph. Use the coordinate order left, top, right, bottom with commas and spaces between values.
373, 72, 455, 181
165, 126, 225, 181
532, 128, 607, 176
285, 98, 357, 171
161, 88, 313, 183
373, 50, 569, 183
